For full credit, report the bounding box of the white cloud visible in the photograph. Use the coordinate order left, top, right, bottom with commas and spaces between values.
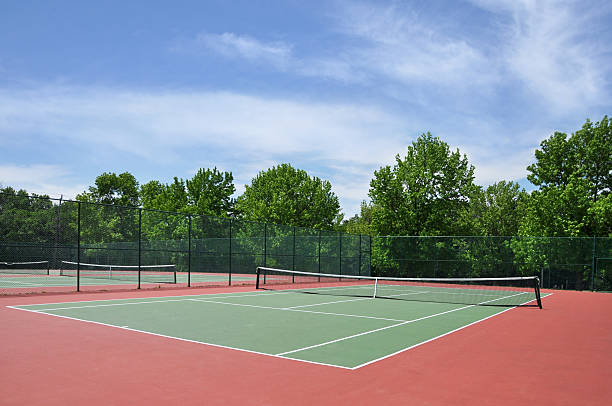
0, 164, 85, 199
0, 84, 571, 216
469, 0, 611, 113
0, 85, 410, 214
194, 32, 292, 68
333, 2, 497, 87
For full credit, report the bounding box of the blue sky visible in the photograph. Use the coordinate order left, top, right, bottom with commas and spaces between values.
1, 0, 611, 217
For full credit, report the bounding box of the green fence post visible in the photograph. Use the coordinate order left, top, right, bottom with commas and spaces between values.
592, 236, 596, 291
229, 218, 232, 286
138, 208, 141, 290
264, 223, 267, 268
357, 234, 361, 276
318, 230, 321, 280
77, 201, 81, 292
292, 227, 296, 283
339, 233, 342, 276
188, 214, 191, 288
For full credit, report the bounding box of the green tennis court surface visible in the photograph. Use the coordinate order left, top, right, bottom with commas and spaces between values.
11, 288, 549, 369
0, 273, 255, 288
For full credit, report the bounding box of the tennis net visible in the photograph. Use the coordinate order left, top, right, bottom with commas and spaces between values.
256, 267, 542, 308
60, 261, 177, 284
0, 261, 50, 275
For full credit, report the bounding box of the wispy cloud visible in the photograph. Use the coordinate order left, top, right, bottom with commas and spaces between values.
178, 1, 611, 117
0, 164, 85, 198
333, 2, 496, 87
0, 85, 408, 214
0, 84, 550, 215
193, 32, 292, 68
468, 0, 612, 113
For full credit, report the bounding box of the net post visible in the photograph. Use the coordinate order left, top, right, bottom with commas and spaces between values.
137, 208, 141, 290
46, 260, 50, 276
255, 267, 261, 289
373, 277, 378, 299
534, 276, 542, 309
77, 201, 81, 292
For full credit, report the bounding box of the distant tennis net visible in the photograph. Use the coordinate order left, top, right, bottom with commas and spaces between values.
60, 261, 177, 284
0, 261, 50, 275
256, 267, 542, 308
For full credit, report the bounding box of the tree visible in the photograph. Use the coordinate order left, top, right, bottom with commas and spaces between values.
523, 116, 611, 236
77, 172, 140, 206
140, 168, 235, 217
0, 187, 56, 243
140, 179, 188, 213
185, 168, 235, 216
369, 132, 478, 236
466, 181, 527, 236
340, 201, 375, 235
235, 163, 340, 229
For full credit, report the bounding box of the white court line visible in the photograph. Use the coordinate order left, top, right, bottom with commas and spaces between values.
7, 305, 352, 370
1, 280, 46, 286
275, 291, 530, 356
352, 293, 553, 369
7, 288, 305, 309
7, 290, 552, 370
187, 298, 408, 322
12, 290, 299, 311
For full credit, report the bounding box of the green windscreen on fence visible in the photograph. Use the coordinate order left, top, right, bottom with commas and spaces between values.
1, 191, 610, 294
0, 192, 371, 293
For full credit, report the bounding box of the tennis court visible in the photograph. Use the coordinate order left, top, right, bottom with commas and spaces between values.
9, 272, 548, 369
0, 272, 255, 288
0, 260, 258, 293
3, 279, 611, 405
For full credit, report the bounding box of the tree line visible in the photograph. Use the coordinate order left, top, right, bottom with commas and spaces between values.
1, 115, 610, 238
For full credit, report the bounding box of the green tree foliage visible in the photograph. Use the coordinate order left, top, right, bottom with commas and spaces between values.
235, 163, 340, 229
140, 168, 235, 217
369, 132, 478, 236
140, 179, 188, 213
465, 181, 527, 236
340, 201, 375, 235
522, 116, 611, 237
76, 172, 140, 206
0, 187, 55, 243
185, 168, 235, 216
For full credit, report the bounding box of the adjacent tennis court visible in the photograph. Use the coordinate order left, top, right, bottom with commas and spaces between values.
9, 275, 549, 369
0, 272, 255, 288
0, 260, 257, 292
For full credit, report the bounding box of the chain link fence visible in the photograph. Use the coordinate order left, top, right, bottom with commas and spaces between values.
0, 193, 370, 295
371, 236, 612, 291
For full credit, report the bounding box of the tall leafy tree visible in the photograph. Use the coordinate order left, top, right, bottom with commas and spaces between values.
140, 168, 235, 217
185, 168, 235, 216
523, 115, 611, 236
340, 201, 375, 235
0, 187, 56, 243
369, 132, 478, 236
466, 181, 527, 236
235, 163, 340, 229
77, 172, 140, 206
140, 178, 188, 213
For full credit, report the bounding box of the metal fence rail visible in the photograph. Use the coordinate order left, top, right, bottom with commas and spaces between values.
0, 193, 371, 294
